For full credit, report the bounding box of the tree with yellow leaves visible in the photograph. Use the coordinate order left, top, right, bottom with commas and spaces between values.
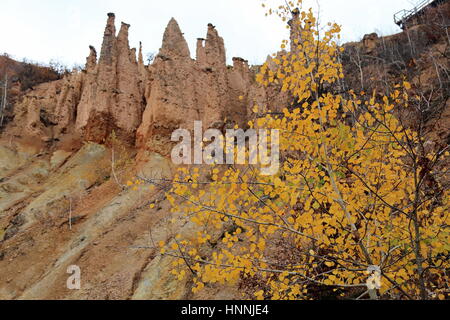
153, 0, 449, 300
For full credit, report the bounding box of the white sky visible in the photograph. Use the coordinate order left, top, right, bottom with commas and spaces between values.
0, 0, 421, 67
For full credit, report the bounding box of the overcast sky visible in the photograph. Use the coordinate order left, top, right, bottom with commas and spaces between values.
0, 0, 421, 67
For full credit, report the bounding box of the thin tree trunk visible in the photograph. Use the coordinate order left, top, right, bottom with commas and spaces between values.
411, 160, 428, 300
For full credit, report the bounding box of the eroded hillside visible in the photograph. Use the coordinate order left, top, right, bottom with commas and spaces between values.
0, 2, 448, 299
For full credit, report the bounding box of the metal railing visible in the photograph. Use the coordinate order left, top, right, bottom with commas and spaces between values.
394, 0, 435, 27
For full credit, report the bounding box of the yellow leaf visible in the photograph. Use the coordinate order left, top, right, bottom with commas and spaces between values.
274, 177, 282, 188
255, 290, 265, 300
403, 81, 411, 90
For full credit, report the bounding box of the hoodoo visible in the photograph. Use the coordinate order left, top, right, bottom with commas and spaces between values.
8, 13, 286, 149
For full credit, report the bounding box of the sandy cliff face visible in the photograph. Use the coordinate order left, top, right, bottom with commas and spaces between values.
0, 141, 238, 300
7, 13, 283, 151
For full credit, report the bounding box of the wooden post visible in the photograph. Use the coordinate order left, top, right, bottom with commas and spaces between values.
0, 74, 7, 127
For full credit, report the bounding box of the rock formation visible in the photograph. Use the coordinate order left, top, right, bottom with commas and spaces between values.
76, 13, 144, 143
10, 73, 82, 141
135, 18, 268, 154
7, 13, 286, 151
362, 32, 378, 53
